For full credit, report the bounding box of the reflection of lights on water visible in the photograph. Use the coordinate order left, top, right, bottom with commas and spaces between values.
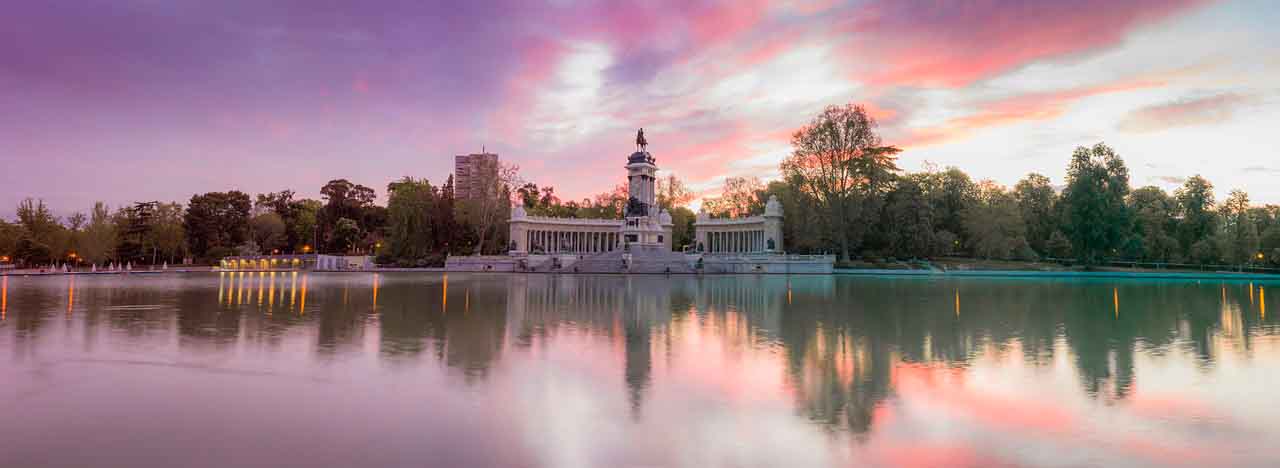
955, 289, 960, 317
268, 272, 276, 310
372, 273, 379, 312
290, 272, 297, 309
1113, 287, 1119, 319
237, 272, 245, 305
1250, 282, 1254, 304
465, 288, 470, 314
1, 276, 7, 320
67, 276, 75, 315
218, 272, 225, 303
257, 272, 265, 306
299, 274, 308, 314
1262, 287, 1267, 319
442, 273, 448, 312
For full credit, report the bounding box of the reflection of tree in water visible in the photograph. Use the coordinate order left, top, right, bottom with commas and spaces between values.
377, 274, 510, 383
772, 278, 1276, 433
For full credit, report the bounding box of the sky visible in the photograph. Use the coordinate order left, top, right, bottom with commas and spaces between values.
2, 0, 1278, 217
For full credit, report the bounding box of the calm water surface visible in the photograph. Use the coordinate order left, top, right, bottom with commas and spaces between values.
2, 273, 1279, 467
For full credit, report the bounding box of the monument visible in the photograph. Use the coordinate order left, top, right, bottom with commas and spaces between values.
447, 129, 833, 273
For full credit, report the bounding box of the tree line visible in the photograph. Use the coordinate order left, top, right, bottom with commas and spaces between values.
0, 172, 516, 268
3, 103, 1278, 269
730, 104, 1280, 268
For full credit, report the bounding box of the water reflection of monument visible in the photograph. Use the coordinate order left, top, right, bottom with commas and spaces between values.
503, 275, 830, 417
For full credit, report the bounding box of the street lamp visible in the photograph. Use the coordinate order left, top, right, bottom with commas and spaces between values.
302, 245, 312, 253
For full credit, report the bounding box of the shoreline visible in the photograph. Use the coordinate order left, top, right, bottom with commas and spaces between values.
5, 267, 1280, 281
834, 268, 1280, 281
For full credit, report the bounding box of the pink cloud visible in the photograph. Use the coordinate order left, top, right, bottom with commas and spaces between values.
900, 78, 1166, 149
1118, 92, 1256, 133
842, 0, 1216, 88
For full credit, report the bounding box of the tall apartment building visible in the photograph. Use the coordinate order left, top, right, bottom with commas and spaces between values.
454, 152, 499, 200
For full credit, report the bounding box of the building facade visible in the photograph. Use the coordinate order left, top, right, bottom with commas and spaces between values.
219, 254, 372, 271
454, 152, 499, 200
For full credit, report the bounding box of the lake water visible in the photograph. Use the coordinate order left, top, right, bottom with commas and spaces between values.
1, 272, 1278, 467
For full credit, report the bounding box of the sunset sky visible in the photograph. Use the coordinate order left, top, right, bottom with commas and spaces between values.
3, 0, 1278, 216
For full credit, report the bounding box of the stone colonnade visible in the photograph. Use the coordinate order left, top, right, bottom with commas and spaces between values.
518, 226, 624, 254
702, 229, 770, 253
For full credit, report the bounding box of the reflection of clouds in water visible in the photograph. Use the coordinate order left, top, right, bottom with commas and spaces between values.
503, 324, 832, 468
509, 352, 626, 468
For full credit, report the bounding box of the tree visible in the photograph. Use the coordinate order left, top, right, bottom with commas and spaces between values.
15, 198, 67, 262
80, 202, 117, 264
1046, 231, 1073, 259
257, 190, 305, 250
457, 158, 519, 255
0, 219, 21, 261
669, 206, 696, 251
14, 237, 53, 266
255, 190, 295, 218
781, 103, 900, 262
16, 198, 60, 242
384, 177, 437, 264
702, 176, 765, 218
114, 201, 158, 264
329, 217, 361, 253
184, 191, 251, 261
1060, 143, 1131, 265
915, 166, 978, 251
587, 184, 629, 219
1013, 173, 1057, 255
517, 183, 541, 209
250, 212, 287, 254
1127, 186, 1178, 262
1175, 175, 1216, 257
880, 175, 935, 258
656, 174, 695, 211
289, 199, 321, 252
962, 181, 1031, 260
437, 176, 462, 254
1261, 224, 1280, 267
148, 202, 186, 263
1219, 189, 1259, 265
319, 179, 377, 250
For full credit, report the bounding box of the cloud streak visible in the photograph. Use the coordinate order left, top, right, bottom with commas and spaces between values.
1118, 93, 1257, 133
